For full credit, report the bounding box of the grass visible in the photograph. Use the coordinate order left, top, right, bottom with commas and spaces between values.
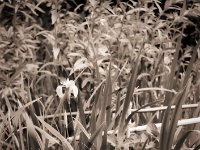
0, 0, 200, 149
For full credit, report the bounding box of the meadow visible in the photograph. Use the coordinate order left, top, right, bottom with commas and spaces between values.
0, 0, 200, 149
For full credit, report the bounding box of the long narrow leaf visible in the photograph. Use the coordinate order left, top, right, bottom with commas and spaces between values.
87, 122, 105, 149
159, 78, 192, 150
77, 93, 88, 149
102, 61, 112, 149
96, 61, 112, 149
37, 117, 74, 150
164, 35, 182, 105
182, 40, 200, 86
174, 130, 200, 149
117, 53, 141, 142
166, 78, 192, 150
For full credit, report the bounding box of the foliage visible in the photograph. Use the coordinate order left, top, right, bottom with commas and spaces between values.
0, 0, 200, 149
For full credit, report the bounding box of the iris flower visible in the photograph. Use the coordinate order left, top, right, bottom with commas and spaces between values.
56, 78, 78, 99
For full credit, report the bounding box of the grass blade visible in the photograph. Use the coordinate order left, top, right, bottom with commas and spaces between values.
18, 105, 43, 149
87, 122, 105, 149
164, 36, 182, 105
174, 130, 200, 149
102, 61, 112, 149
159, 78, 192, 150
37, 116, 74, 150
77, 93, 88, 149
95, 61, 112, 148
117, 52, 141, 144
182, 40, 200, 86
124, 100, 163, 131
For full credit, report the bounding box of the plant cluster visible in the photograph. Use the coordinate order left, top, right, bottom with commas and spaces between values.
0, 0, 200, 149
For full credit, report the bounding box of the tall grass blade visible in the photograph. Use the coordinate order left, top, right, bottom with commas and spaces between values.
96, 61, 112, 148
37, 116, 74, 150
90, 85, 103, 149
34, 125, 59, 146
22, 110, 43, 149
7, 61, 26, 85
166, 78, 192, 149
182, 40, 200, 86
117, 53, 141, 142
174, 130, 200, 149
159, 89, 183, 150
164, 36, 182, 105
101, 61, 112, 149
77, 93, 88, 149
87, 122, 105, 149
17, 100, 43, 149
159, 78, 192, 150
44, 139, 49, 150
18, 118, 25, 150
124, 100, 163, 130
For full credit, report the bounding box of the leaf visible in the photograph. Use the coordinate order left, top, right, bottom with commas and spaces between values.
117, 52, 141, 143
18, 101, 43, 149
174, 130, 200, 149
146, 123, 159, 138
77, 93, 88, 149
34, 125, 59, 146
74, 118, 90, 139
71, 57, 91, 75
124, 100, 163, 131
88, 0, 97, 7
53, 47, 60, 60
37, 117, 74, 150
25, 64, 38, 73
87, 122, 106, 148
183, 40, 200, 86
26, 3, 44, 15
36, 31, 55, 46
51, 9, 58, 25
159, 78, 192, 150
7, 61, 26, 85
81, 77, 93, 89
97, 45, 109, 56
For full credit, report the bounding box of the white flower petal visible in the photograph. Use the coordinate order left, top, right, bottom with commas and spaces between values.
53, 47, 60, 60
72, 85, 78, 98
62, 78, 70, 87
56, 85, 64, 98
68, 84, 78, 98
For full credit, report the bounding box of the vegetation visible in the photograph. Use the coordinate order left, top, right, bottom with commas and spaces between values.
0, 0, 200, 149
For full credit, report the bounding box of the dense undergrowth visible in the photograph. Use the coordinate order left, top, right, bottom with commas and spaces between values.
0, 0, 200, 149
